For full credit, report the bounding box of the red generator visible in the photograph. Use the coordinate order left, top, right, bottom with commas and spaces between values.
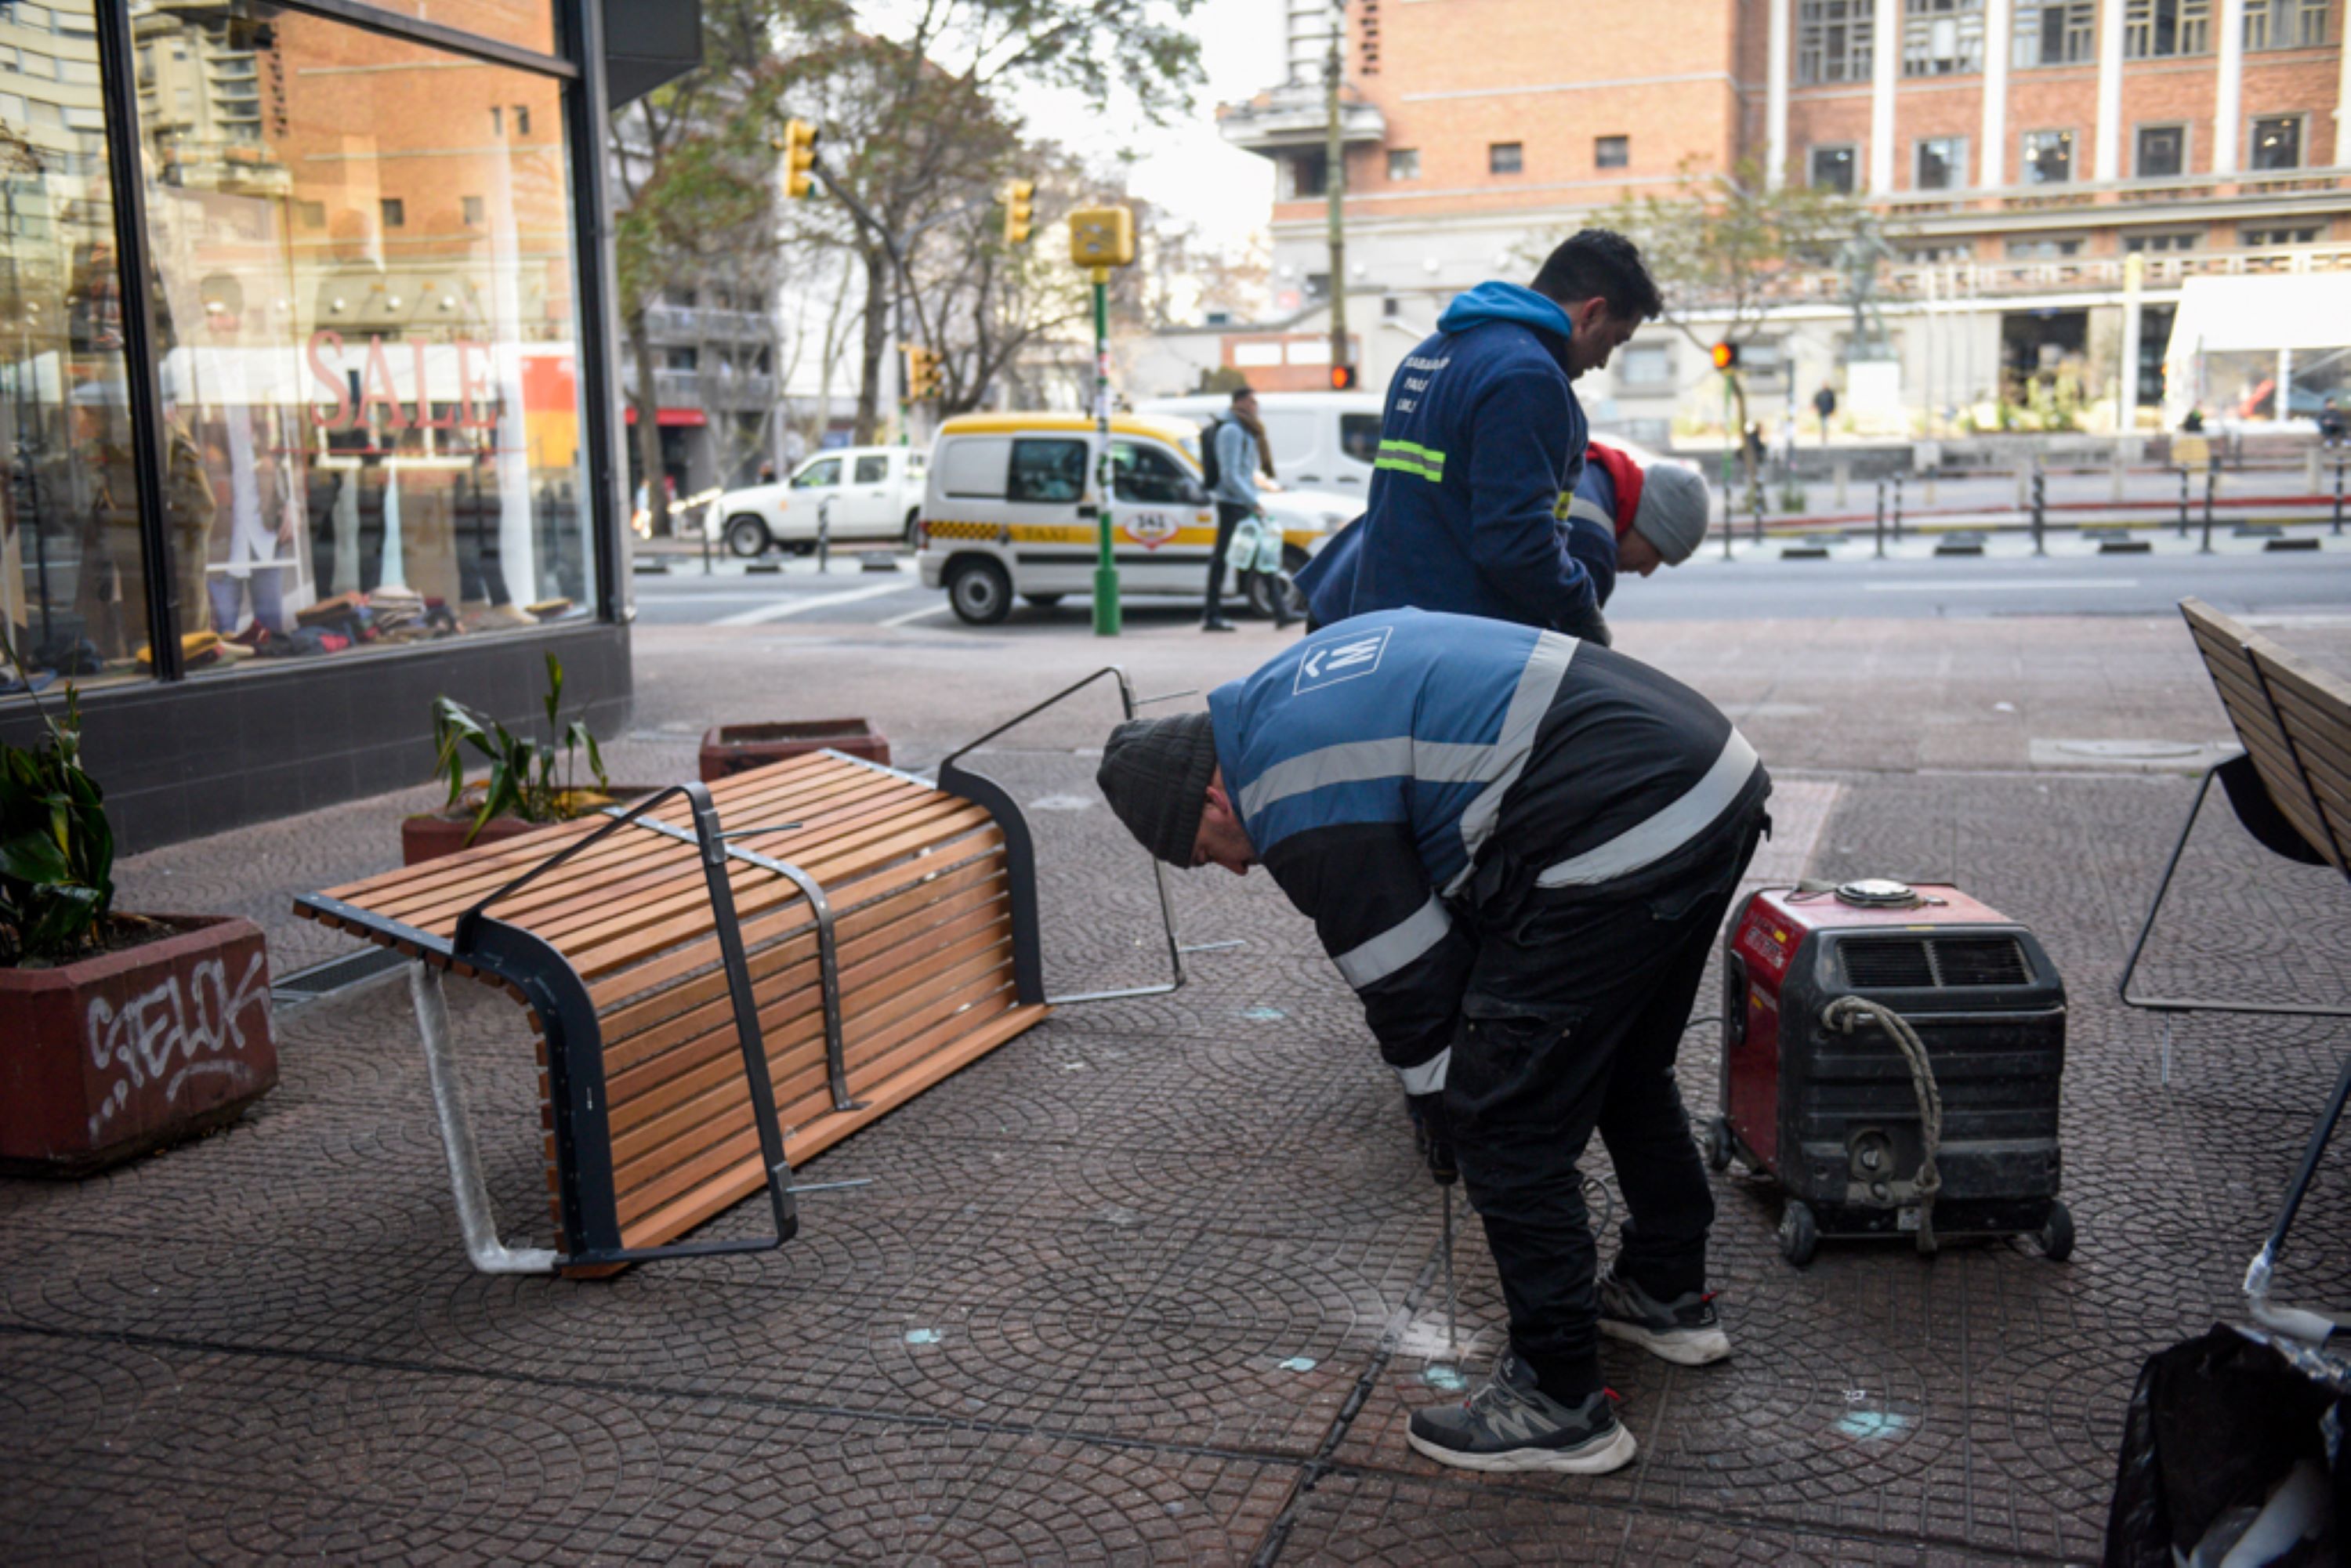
1710, 879, 2074, 1267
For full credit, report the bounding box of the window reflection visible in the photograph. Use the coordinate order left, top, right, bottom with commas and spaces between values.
0, 0, 148, 694
130, 0, 588, 670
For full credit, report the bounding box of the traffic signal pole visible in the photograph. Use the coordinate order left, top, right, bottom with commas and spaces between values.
1090, 269, 1118, 636
1324, 0, 1349, 382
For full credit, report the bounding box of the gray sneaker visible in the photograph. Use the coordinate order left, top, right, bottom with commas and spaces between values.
1596, 1269, 1731, 1366
1406, 1353, 1637, 1475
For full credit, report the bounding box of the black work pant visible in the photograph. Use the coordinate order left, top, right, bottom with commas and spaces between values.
1204, 502, 1249, 621
1446, 804, 1767, 1402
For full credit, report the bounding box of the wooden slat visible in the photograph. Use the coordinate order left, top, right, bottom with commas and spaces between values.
595, 1002, 1050, 1266
2182, 600, 2336, 864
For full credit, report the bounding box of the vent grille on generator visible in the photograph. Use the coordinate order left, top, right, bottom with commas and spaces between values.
1838, 935, 2032, 990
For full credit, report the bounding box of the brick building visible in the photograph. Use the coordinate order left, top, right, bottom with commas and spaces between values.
1215, 0, 2351, 440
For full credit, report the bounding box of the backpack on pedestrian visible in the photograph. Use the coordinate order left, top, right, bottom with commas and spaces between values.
1198, 416, 1226, 492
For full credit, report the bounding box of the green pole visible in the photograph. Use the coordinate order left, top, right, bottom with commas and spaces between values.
1090, 272, 1120, 636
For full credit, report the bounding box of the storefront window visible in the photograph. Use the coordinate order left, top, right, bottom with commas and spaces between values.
129, 0, 589, 673
0, 0, 150, 694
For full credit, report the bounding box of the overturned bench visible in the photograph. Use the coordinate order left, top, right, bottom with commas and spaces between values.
297, 750, 1052, 1277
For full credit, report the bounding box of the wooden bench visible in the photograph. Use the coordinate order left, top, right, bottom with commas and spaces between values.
2121, 598, 2351, 1338
296, 749, 1052, 1276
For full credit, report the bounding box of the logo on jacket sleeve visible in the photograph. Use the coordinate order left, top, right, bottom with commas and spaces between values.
1294, 625, 1392, 693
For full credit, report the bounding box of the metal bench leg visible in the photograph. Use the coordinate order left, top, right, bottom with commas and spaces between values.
411, 961, 558, 1276
2244, 1047, 2351, 1343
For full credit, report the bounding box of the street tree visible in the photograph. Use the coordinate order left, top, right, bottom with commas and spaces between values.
1579, 158, 1863, 492
778, 0, 1204, 440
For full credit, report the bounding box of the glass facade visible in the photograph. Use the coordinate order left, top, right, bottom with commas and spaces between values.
2, 0, 601, 699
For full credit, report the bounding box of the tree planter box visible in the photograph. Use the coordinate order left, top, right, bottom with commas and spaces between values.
699, 719, 891, 782
0, 914, 277, 1176
400, 788, 657, 866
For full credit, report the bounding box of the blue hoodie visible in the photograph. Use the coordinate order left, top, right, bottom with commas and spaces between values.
1296, 281, 1596, 632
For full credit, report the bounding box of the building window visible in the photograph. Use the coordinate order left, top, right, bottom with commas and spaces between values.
2248, 114, 2302, 170
115, 2, 593, 678
2241, 224, 2320, 245
2013, 2, 2095, 66
2022, 129, 2074, 183
1284, 150, 1328, 199
2135, 123, 2187, 176
2122, 230, 2202, 252
1797, 0, 1875, 81
462, 194, 484, 225
1900, 240, 1976, 262
295, 197, 327, 227
2007, 236, 2085, 258
1809, 143, 1857, 191
1914, 136, 1967, 189
662, 346, 698, 371
2124, 0, 2212, 57
1489, 141, 1523, 175
1386, 147, 1419, 180
1595, 135, 1628, 169
513, 103, 530, 135
489, 104, 501, 133
1617, 343, 1673, 388
1904, 0, 1984, 74
2244, 0, 2328, 48
1303, 272, 1330, 300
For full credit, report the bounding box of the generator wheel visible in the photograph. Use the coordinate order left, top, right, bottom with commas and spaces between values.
2036, 1199, 2075, 1262
1704, 1116, 1734, 1173
1779, 1200, 1820, 1268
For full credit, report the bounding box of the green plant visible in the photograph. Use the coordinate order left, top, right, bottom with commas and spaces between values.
431, 652, 610, 846
0, 628, 114, 965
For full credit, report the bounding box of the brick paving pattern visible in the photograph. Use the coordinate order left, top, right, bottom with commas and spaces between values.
6, 614, 2349, 1563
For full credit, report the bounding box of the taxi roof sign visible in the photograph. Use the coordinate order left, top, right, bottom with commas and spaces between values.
1069, 205, 1136, 269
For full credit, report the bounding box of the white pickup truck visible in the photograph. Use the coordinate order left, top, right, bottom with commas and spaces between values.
712, 445, 928, 557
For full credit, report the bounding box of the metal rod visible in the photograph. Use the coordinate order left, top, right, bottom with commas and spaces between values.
2178, 466, 2191, 538
604, 807, 862, 1113
2201, 465, 2217, 553
409, 962, 558, 1274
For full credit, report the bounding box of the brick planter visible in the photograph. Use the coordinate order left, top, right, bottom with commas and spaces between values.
0, 914, 277, 1176
400, 787, 657, 866
699, 719, 892, 782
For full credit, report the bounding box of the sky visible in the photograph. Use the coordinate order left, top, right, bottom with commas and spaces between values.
1020, 0, 1283, 253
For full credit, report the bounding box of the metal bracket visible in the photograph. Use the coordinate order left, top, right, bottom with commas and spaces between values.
933, 665, 1236, 1009
447, 782, 801, 1272
603, 808, 864, 1114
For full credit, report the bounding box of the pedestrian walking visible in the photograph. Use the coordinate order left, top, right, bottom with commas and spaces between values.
1299, 230, 1660, 646
1095, 608, 1770, 1476
1812, 382, 1838, 444
1203, 387, 1275, 632
2320, 397, 2347, 450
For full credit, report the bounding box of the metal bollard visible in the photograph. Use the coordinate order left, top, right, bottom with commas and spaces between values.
2335, 462, 2345, 537
817, 498, 833, 574
1722, 481, 1734, 561
1752, 476, 1765, 544
1874, 477, 1886, 559
2201, 465, 2217, 554
2030, 468, 2046, 556
1893, 471, 1905, 539
702, 507, 714, 576
2177, 467, 2191, 538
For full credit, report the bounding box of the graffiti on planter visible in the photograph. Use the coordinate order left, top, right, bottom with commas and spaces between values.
85, 953, 272, 1142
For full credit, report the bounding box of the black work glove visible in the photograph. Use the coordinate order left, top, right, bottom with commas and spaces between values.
1560, 601, 1612, 648
1407, 1092, 1458, 1186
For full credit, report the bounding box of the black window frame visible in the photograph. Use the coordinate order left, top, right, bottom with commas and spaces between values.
2021, 128, 2076, 184
2135, 122, 2188, 177
1489, 141, 1523, 175
1914, 135, 1966, 190
1808, 143, 1857, 192
2248, 114, 2303, 171
1594, 134, 1628, 170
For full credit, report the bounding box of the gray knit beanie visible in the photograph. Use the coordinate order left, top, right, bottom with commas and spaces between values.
1632, 463, 1710, 564
1096, 711, 1219, 867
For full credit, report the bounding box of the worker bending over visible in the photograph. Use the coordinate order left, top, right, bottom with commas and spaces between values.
1095, 609, 1769, 1475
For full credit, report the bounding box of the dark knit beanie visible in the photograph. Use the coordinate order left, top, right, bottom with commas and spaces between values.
1095, 711, 1220, 867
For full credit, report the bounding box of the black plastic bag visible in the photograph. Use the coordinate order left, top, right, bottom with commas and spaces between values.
2105, 1323, 2349, 1566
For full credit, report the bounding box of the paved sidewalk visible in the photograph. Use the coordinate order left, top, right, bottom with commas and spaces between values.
7, 614, 2349, 1563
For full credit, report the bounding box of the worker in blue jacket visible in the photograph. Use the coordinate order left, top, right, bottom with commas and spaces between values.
1095, 609, 1770, 1477
1306, 230, 1661, 645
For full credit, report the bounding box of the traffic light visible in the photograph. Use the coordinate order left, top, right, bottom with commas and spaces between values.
900, 342, 942, 400
1068, 205, 1136, 269
1003, 179, 1034, 246
1710, 340, 1740, 371
781, 118, 818, 200
1329, 364, 1357, 390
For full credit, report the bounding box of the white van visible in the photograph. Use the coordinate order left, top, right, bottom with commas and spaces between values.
711, 446, 927, 556
916, 412, 1331, 625
1135, 390, 1386, 494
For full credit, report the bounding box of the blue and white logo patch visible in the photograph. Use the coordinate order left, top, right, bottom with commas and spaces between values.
1293, 625, 1392, 694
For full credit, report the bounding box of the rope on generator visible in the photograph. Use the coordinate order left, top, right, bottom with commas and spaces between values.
1822, 995, 1944, 1255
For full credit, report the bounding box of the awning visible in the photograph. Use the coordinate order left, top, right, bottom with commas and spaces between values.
623, 407, 708, 427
